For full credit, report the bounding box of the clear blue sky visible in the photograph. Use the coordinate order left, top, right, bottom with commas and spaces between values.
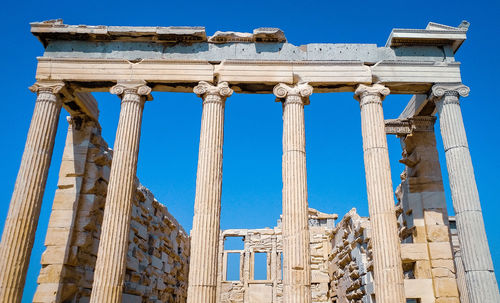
0, 0, 498, 301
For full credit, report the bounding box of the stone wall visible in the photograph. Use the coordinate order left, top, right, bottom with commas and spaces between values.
328, 208, 373, 303
218, 208, 336, 303
328, 121, 461, 303
396, 123, 460, 303
33, 116, 189, 303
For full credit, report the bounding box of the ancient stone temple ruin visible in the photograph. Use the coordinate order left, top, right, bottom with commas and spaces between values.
0, 19, 499, 303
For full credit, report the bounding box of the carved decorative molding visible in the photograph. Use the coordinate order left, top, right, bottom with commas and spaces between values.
410, 116, 436, 132
385, 116, 436, 135
385, 119, 412, 135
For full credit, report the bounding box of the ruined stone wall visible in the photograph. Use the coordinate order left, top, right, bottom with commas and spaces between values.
218, 209, 335, 303
328, 209, 373, 303
396, 125, 460, 302
329, 205, 460, 303
33, 116, 189, 303
328, 123, 462, 303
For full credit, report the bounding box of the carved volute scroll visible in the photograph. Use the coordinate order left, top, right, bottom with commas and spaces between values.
273, 82, 313, 105
110, 80, 153, 102
193, 81, 233, 104
354, 84, 390, 107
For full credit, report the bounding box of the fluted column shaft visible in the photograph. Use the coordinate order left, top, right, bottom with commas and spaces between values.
354, 84, 405, 303
454, 250, 470, 303
274, 82, 312, 303
90, 81, 151, 303
0, 81, 64, 303
432, 84, 500, 302
187, 81, 232, 303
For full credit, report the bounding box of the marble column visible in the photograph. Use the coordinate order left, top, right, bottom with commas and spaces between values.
432, 84, 500, 302
354, 84, 405, 303
187, 81, 232, 303
0, 81, 64, 302
273, 82, 312, 303
90, 81, 151, 303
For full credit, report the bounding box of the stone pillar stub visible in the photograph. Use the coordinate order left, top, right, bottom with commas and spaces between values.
89, 80, 151, 303
274, 82, 312, 303
354, 84, 406, 303
432, 83, 500, 302
187, 81, 232, 303
0, 81, 64, 303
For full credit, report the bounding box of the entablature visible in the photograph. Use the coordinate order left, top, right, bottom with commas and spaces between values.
35, 57, 461, 94
31, 21, 468, 99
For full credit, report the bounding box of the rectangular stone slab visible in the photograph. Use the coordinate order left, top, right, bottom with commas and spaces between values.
372, 61, 461, 83
36, 58, 214, 83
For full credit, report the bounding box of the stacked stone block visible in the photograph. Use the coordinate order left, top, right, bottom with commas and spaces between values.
124, 185, 190, 302
309, 228, 331, 302
33, 115, 104, 302
396, 120, 460, 302
328, 209, 374, 303
33, 117, 189, 303
218, 208, 335, 303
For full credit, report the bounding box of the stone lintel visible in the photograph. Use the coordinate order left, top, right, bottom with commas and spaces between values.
64, 92, 99, 121
35, 57, 462, 94
35, 57, 214, 91
399, 94, 430, 119
371, 61, 462, 88
397, 92, 445, 124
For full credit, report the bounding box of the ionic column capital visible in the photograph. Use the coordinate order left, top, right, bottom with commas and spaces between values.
29, 80, 66, 95
193, 81, 233, 102
110, 80, 152, 101
273, 82, 313, 105
431, 83, 470, 103
354, 84, 390, 105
